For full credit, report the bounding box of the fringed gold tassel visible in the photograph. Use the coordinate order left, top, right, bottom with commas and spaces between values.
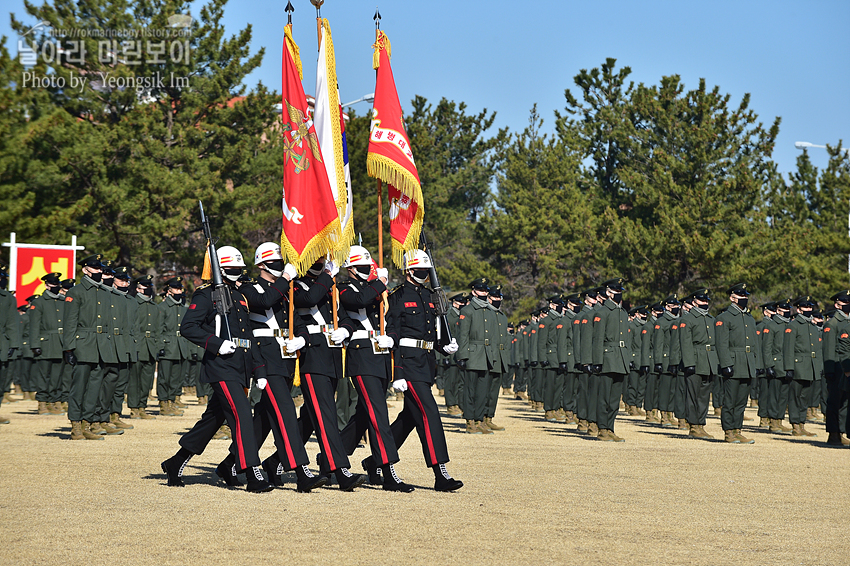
201, 245, 212, 280
280, 218, 343, 277
366, 154, 423, 205
293, 359, 300, 387
372, 30, 391, 70
284, 24, 303, 80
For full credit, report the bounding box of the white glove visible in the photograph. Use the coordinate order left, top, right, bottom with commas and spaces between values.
283, 263, 298, 281
218, 340, 236, 355
376, 267, 388, 281
330, 327, 349, 344
285, 336, 306, 353
376, 334, 394, 349
392, 379, 408, 392
325, 260, 339, 278
443, 338, 459, 354
256, 378, 268, 390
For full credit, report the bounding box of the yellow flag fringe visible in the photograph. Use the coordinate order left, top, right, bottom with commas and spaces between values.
284, 24, 302, 80
372, 30, 391, 70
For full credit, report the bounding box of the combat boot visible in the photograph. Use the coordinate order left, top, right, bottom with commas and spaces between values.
758, 417, 770, 428
515, 391, 528, 401
129, 408, 142, 419
262, 453, 285, 487
168, 400, 184, 416
81, 421, 104, 440
723, 429, 740, 444
689, 424, 713, 439
792, 423, 817, 437
501, 387, 512, 396
734, 429, 755, 444
37, 401, 49, 415
0, 415, 9, 424
577, 419, 589, 433
475, 420, 494, 434
750, 398, 758, 408
215, 455, 243, 487
535, 402, 545, 413
484, 417, 505, 431
646, 410, 660, 424
466, 420, 482, 434
48, 402, 65, 415
213, 424, 231, 440
110, 412, 134, 430
3, 392, 17, 403
597, 429, 614, 441
89, 422, 107, 435
714, 407, 722, 416
361, 456, 383, 485
660, 412, 675, 428
174, 396, 188, 409
805, 408, 814, 421
769, 418, 791, 433
545, 410, 557, 422
139, 408, 156, 420
677, 418, 689, 430
61, 402, 68, 412
565, 411, 578, 424
197, 395, 208, 406
554, 409, 567, 423
158, 401, 172, 416
588, 422, 599, 436
608, 430, 625, 442
627, 405, 639, 416
99, 421, 124, 435
70, 421, 85, 440
446, 405, 462, 416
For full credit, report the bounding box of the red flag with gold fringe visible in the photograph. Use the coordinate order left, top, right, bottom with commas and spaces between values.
367, 30, 424, 267
280, 24, 342, 274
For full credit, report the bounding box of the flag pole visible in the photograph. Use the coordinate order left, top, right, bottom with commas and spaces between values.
374, 8, 386, 335
285, 0, 300, 386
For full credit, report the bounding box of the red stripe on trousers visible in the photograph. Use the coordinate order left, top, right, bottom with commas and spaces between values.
220, 383, 247, 470
355, 375, 389, 464
265, 385, 297, 469
406, 381, 438, 466
304, 373, 336, 470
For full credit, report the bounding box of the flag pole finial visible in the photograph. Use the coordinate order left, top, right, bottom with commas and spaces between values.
373, 7, 381, 30
310, 0, 324, 18
285, 1, 294, 25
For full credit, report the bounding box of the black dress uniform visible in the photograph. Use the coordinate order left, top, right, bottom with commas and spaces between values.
823, 291, 850, 444
292, 271, 362, 486
386, 279, 463, 491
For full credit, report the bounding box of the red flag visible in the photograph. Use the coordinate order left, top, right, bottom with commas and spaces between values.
367, 30, 424, 267
280, 24, 342, 274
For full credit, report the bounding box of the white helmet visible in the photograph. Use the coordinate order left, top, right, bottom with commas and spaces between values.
254, 242, 283, 265
217, 246, 245, 268
404, 249, 432, 270
343, 245, 372, 268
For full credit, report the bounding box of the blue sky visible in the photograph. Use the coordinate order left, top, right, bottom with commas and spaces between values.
4, 0, 848, 177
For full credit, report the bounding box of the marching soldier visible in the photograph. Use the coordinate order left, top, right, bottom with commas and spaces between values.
233, 242, 326, 492
715, 283, 758, 444
30, 273, 67, 416
129, 276, 159, 419
457, 277, 496, 434
157, 277, 189, 416
292, 257, 366, 491
678, 289, 718, 439
386, 250, 463, 492
823, 290, 850, 445
783, 296, 819, 437
160, 245, 273, 493
591, 278, 630, 441
337, 245, 414, 492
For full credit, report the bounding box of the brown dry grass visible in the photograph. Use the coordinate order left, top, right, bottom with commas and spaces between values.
0, 391, 847, 566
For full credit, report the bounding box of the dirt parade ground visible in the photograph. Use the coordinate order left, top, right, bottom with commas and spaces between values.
0, 388, 848, 566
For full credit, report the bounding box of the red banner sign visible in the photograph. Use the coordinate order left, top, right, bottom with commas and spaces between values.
15, 247, 75, 307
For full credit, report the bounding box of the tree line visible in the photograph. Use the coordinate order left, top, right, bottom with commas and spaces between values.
1, 1, 848, 320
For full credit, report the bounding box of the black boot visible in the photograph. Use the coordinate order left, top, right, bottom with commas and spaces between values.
334, 468, 367, 491
361, 456, 383, 485
245, 466, 274, 493
381, 463, 414, 493
161, 448, 192, 487
262, 453, 284, 487
295, 464, 327, 493
215, 454, 243, 487
432, 463, 463, 492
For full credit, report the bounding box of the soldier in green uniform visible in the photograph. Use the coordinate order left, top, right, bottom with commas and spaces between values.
514, 320, 529, 400
764, 300, 794, 433
574, 290, 598, 433
655, 295, 680, 428
0, 262, 20, 423
822, 291, 850, 445
558, 294, 582, 423
484, 284, 510, 431
90, 262, 128, 435
30, 273, 68, 416
525, 310, 539, 409
15, 298, 35, 404
672, 296, 690, 430
504, 322, 517, 395
715, 283, 758, 444
63, 254, 118, 440
105, 266, 135, 430
531, 307, 550, 412
643, 303, 663, 423
809, 309, 825, 421
443, 293, 466, 416
58, 278, 74, 408
678, 289, 718, 439
541, 295, 565, 422
591, 278, 630, 441
456, 277, 495, 434
157, 277, 189, 416
625, 305, 650, 416
757, 302, 778, 429
783, 296, 819, 437
129, 276, 159, 419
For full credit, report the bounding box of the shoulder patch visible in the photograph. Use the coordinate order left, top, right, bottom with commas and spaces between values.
429, 302, 435, 308
673, 325, 679, 330
531, 330, 536, 334
824, 327, 831, 332
593, 316, 601, 322
65, 297, 73, 302
582, 320, 588, 325
539, 324, 545, 329
756, 330, 761, 336
573, 320, 580, 325
642, 329, 647, 334
715, 321, 722, 326
459, 314, 465, 320
841, 333, 849, 339
679, 322, 685, 328
763, 328, 769, 333
556, 324, 563, 329
655, 324, 661, 329
785, 328, 792, 333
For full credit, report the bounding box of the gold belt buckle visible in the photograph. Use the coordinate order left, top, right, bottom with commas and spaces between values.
484, 338, 490, 346
96, 326, 103, 334
745, 346, 751, 352
57, 327, 63, 334
145, 331, 151, 338
705, 344, 711, 351
499, 344, 505, 350
619, 340, 625, 347
176, 331, 181, 337
812, 352, 817, 358
113, 328, 119, 335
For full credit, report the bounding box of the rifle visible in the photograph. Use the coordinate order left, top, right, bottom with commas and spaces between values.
420, 231, 452, 342
199, 200, 233, 340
